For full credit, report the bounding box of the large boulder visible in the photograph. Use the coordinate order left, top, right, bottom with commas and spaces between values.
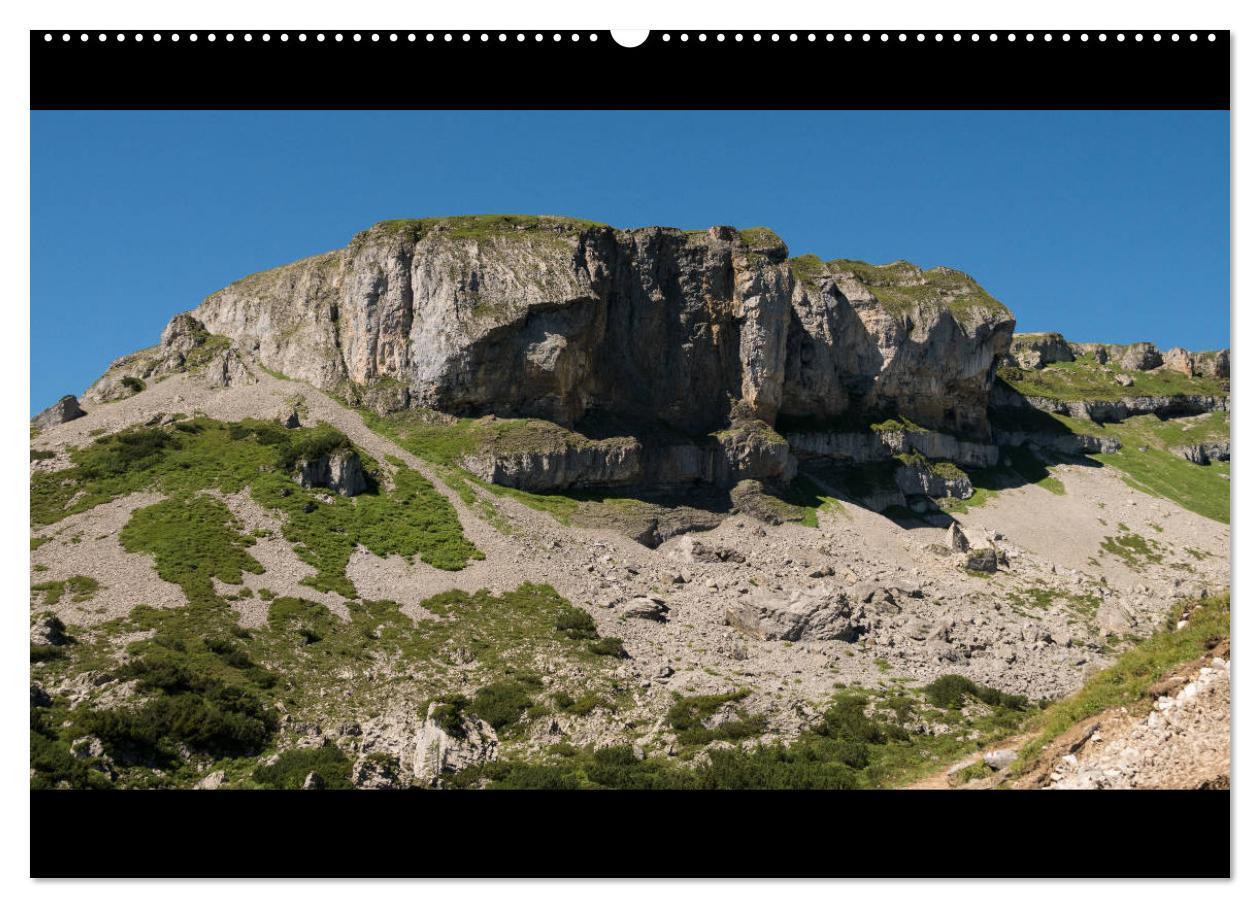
32, 395, 86, 430
293, 449, 368, 496
945, 523, 970, 553
667, 535, 745, 565
1095, 602, 1136, 637
959, 547, 1000, 573
725, 588, 864, 642
894, 461, 973, 500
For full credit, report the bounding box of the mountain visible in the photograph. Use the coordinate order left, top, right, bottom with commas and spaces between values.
30, 216, 1230, 791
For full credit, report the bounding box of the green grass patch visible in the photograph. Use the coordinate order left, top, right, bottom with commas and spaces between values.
30, 418, 482, 598
924, 674, 1030, 711
121, 495, 263, 606
1099, 532, 1163, 568
1004, 409, 1229, 523
826, 259, 1010, 321
370, 214, 607, 244
999, 360, 1225, 403
31, 575, 100, 606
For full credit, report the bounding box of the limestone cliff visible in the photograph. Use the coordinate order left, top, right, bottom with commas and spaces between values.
185, 216, 1014, 438
83, 215, 1023, 492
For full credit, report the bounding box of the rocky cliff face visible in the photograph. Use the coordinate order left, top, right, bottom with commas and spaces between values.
781, 257, 1014, 438
188, 217, 1015, 445
1006, 332, 1075, 369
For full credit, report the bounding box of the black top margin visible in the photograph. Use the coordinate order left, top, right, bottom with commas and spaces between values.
32, 30, 1229, 109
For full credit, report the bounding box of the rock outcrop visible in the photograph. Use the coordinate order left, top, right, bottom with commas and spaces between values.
1163, 347, 1195, 377
787, 424, 998, 468
1070, 341, 1164, 371
459, 418, 795, 492
415, 701, 499, 785
725, 588, 865, 642
30, 614, 70, 647
1197, 349, 1230, 379
781, 257, 1013, 438
293, 449, 368, 496
991, 427, 1122, 456
1177, 442, 1230, 465
32, 395, 86, 430
894, 461, 973, 500
990, 380, 1228, 424
84, 313, 255, 404
1006, 332, 1075, 369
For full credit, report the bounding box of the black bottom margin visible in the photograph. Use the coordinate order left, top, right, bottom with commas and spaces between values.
30, 789, 1230, 879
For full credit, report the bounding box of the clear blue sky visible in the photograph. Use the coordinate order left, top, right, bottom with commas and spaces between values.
30, 110, 1229, 413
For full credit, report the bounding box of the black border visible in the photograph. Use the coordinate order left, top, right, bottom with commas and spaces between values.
31, 29, 1228, 109
32, 789, 1230, 878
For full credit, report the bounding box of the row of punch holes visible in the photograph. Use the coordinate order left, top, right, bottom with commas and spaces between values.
43, 31, 1219, 45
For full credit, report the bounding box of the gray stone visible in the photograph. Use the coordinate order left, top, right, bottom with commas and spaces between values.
1095, 602, 1136, 636
32, 395, 86, 430
621, 596, 670, 622
946, 523, 970, 553
1006, 332, 1075, 369
960, 547, 999, 573
293, 449, 368, 496
111, 217, 1016, 494
1177, 442, 1229, 465
30, 683, 52, 708
983, 748, 1017, 770
194, 770, 227, 790
1163, 347, 1195, 377
415, 701, 499, 786
725, 588, 863, 642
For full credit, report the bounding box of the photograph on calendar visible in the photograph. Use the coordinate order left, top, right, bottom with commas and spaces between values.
29, 48, 1228, 799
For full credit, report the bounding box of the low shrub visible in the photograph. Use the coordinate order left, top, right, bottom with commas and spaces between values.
470, 680, 537, 731
588, 637, 625, 657
924, 674, 1029, 711
30, 645, 66, 663
252, 744, 353, 789
82, 654, 279, 764
667, 690, 765, 746
554, 605, 598, 640
430, 696, 469, 737
30, 710, 107, 790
